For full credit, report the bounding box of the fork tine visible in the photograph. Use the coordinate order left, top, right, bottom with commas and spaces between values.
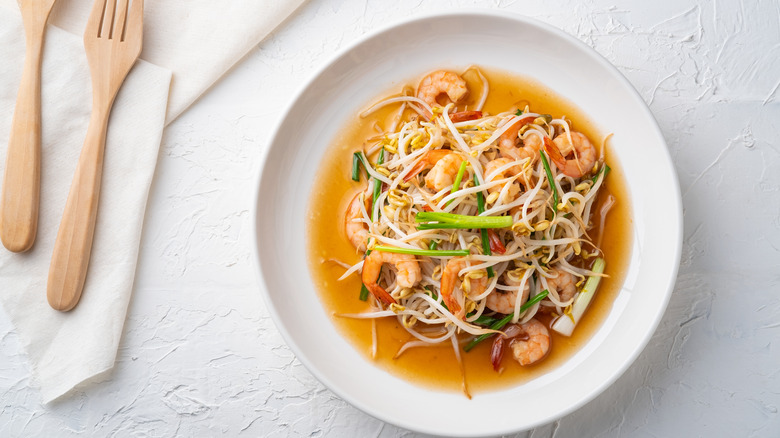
114, 0, 129, 41
85, 0, 107, 38
125, 0, 144, 40
101, 0, 116, 38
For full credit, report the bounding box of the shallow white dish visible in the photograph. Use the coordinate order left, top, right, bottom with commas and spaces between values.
251, 11, 681, 436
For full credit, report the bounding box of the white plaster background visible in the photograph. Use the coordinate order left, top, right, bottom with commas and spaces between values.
1, 0, 779, 436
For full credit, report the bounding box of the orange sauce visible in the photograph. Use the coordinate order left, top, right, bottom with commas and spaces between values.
307, 68, 632, 395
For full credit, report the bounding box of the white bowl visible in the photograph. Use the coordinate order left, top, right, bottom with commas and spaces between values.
251, 11, 682, 436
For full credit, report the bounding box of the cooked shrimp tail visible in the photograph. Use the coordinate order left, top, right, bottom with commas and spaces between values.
543, 136, 564, 168
439, 260, 464, 318
363, 281, 397, 306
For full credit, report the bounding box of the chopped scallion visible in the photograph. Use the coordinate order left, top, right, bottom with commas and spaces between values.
539, 151, 559, 211
480, 229, 492, 263
351, 152, 362, 181
473, 173, 494, 278
371, 147, 385, 222
428, 240, 439, 250
551, 258, 605, 336
474, 174, 486, 212
415, 212, 512, 230
356, 152, 371, 178
471, 314, 498, 326
447, 160, 468, 206
592, 163, 611, 184
374, 245, 469, 257
359, 284, 369, 301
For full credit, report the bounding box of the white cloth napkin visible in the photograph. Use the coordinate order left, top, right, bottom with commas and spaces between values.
0, 0, 305, 403
0, 8, 171, 403
42, 0, 308, 124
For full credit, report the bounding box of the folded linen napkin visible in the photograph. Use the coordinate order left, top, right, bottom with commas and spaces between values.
0, 7, 171, 403
41, 0, 308, 124
0, 0, 306, 403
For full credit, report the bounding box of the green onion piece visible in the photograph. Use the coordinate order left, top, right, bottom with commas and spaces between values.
539, 151, 559, 211
371, 147, 385, 222
472, 173, 494, 278
447, 160, 468, 206
479, 228, 494, 276
463, 289, 550, 352
357, 152, 371, 179
514, 109, 523, 116
359, 284, 369, 301
474, 174, 486, 212
351, 152, 362, 181
480, 229, 492, 254
428, 240, 439, 250
592, 163, 611, 184
415, 212, 512, 230
416, 223, 506, 230
551, 258, 605, 336
374, 245, 469, 257
471, 314, 498, 326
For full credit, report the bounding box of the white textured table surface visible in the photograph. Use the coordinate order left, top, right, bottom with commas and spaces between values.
2, 0, 779, 436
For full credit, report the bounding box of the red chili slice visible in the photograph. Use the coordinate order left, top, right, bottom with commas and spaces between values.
490, 334, 505, 371
487, 230, 506, 254
449, 111, 483, 123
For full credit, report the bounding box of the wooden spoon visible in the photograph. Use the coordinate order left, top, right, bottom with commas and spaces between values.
0, 0, 58, 253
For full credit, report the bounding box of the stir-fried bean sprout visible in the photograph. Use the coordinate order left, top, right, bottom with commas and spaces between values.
338, 68, 613, 380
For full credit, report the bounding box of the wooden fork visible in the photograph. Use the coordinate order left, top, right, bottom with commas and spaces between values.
0, 0, 58, 253
47, 0, 143, 311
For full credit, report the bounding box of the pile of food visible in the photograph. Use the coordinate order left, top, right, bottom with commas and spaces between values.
332, 68, 615, 396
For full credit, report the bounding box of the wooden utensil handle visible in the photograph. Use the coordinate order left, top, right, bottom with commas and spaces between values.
47, 108, 109, 312
0, 37, 45, 253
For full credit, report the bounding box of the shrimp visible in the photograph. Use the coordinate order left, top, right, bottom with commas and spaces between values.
345, 191, 370, 252
545, 269, 577, 303
404, 150, 464, 192
542, 132, 597, 178
361, 249, 421, 305
417, 71, 468, 108
509, 318, 550, 366
484, 158, 521, 202
498, 116, 541, 161
440, 257, 487, 319
485, 271, 529, 314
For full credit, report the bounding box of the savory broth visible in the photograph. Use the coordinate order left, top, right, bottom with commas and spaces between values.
307, 68, 632, 394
